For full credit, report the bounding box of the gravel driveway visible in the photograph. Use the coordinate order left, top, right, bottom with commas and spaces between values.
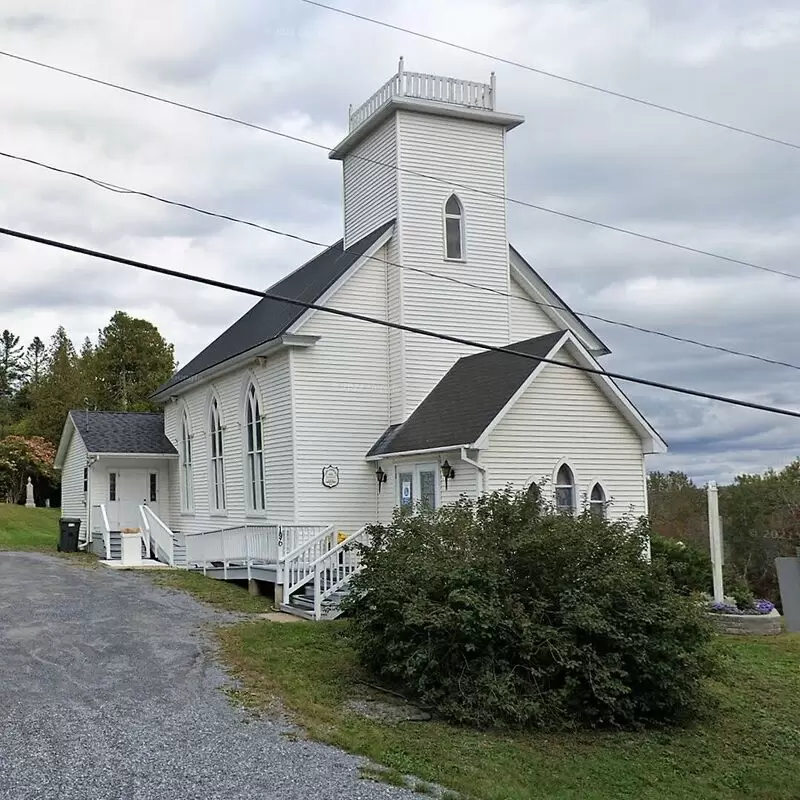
0, 553, 417, 800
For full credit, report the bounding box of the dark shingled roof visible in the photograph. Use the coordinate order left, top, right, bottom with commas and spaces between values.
70, 411, 177, 455
367, 330, 566, 457
155, 220, 395, 395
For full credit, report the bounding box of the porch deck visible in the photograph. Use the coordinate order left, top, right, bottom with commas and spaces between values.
89, 505, 369, 620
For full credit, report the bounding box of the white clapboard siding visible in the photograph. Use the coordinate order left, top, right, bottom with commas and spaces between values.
509, 276, 560, 342
481, 354, 648, 518
292, 245, 390, 531
60, 428, 88, 534
396, 110, 511, 417
162, 350, 295, 535
343, 115, 397, 248
386, 234, 405, 425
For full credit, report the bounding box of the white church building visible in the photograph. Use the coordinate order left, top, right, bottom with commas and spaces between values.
55, 62, 665, 618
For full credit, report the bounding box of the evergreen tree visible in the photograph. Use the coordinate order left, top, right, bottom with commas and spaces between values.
91, 311, 175, 411
24, 336, 46, 384
28, 327, 84, 444
0, 330, 24, 398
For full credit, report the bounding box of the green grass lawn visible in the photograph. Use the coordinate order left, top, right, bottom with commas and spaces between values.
217, 621, 800, 800
0, 503, 61, 551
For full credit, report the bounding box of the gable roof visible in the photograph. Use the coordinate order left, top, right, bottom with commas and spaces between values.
367, 329, 666, 459
367, 331, 567, 458
153, 220, 395, 397
69, 411, 176, 456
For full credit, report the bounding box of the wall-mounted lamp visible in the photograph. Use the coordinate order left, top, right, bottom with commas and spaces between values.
441, 460, 455, 490
375, 465, 387, 493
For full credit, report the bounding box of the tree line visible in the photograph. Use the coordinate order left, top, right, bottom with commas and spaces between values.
648, 463, 800, 604
0, 311, 175, 503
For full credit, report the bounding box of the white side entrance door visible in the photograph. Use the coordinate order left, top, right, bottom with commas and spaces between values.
106, 469, 164, 530
397, 462, 438, 510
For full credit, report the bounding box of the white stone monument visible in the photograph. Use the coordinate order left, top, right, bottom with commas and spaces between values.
25, 477, 35, 509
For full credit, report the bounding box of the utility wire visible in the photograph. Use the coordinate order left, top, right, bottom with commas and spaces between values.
2, 223, 800, 421
302, 0, 800, 152
5, 147, 800, 373
1, 49, 799, 282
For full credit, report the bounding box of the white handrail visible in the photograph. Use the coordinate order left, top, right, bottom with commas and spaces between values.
137, 506, 152, 559
139, 505, 174, 566
312, 526, 369, 620
183, 524, 330, 576
93, 504, 112, 559
281, 525, 337, 599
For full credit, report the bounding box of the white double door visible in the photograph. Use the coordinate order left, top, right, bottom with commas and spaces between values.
106, 468, 162, 531
397, 462, 438, 510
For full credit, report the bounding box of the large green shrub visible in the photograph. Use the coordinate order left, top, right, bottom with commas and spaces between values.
344, 490, 716, 730
648, 531, 712, 595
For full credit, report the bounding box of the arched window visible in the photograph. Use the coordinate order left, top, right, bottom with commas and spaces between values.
209, 397, 226, 512
555, 464, 576, 513
444, 194, 464, 260
589, 483, 606, 519
180, 409, 193, 512
526, 482, 541, 507
245, 383, 265, 513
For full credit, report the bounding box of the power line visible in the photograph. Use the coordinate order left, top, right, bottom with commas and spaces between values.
1, 49, 799, 283
5, 147, 800, 373
2, 222, 800, 421
302, 0, 800, 152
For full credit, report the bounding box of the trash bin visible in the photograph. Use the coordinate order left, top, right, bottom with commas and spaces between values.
57, 518, 81, 553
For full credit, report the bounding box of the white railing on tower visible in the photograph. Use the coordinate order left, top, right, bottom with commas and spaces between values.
349, 58, 496, 131
312, 526, 369, 620
92, 504, 112, 559
138, 505, 175, 566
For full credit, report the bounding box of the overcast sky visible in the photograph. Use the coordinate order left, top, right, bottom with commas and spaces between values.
1, 0, 799, 485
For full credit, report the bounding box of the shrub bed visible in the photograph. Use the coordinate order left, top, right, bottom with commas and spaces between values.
344, 490, 717, 731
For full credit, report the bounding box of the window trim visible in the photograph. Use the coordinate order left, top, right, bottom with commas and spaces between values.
179, 406, 194, 513
553, 461, 577, 514
589, 482, 607, 519
208, 393, 226, 513
243, 380, 266, 515
443, 193, 465, 262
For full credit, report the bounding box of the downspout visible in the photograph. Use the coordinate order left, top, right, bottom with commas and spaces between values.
81, 456, 92, 550
81, 454, 99, 551
460, 447, 486, 495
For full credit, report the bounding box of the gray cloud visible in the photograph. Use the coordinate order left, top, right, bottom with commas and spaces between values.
2, 0, 799, 483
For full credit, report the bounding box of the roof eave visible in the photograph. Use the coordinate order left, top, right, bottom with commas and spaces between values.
560, 334, 668, 452
54, 413, 78, 470
151, 334, 319, 403
366, 443, 469, 461
330, 97, 524, 160
88, 452, 178, 459
509, 246, 610, 357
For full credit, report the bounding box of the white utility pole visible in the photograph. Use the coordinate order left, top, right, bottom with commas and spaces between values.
707, 481, 724, 602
